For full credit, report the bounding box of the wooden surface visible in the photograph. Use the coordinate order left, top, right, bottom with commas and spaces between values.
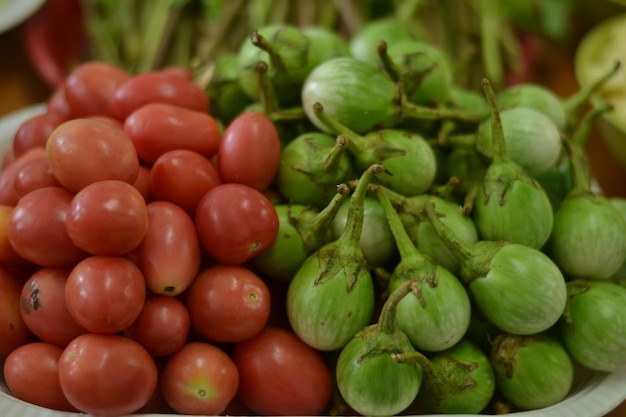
1, 16, 626, 417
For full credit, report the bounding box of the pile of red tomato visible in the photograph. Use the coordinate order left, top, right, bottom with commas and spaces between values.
0, 61, 334, 416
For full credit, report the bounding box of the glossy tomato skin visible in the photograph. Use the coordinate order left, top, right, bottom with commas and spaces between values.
110, 71, 209, 120
0, 267, 35, 358
232, 326, 333, 416
218, 111, 281, 191
130, 200, 201, 296
65, 255, 146, 334
151, 149, 222, 214
20, 267, 87, 347
13, 111, 67, 157
124, 103, 220, 164
46, 118, 140, 193
160, 341, 239, 415
185, 265, 271, 343
14, 156, 62, 198
7, 186, 88, 267
3, 342, 77, 411
124, 293, 190, 357
0, 147, 47, 206
58, 333, 158, 416
195, 183, 279, 265
63, 61, 132, 119
66, 180, 149, 256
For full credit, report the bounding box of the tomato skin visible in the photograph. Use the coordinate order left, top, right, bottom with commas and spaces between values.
65, 255, 146, 334
58, 333, 158, 416
0, 267, 35, 358
14, 156, 62, 198
151, 149, 222, 214
218, 111, 281, 191
185, 265, 271, 343
47, 85, 73, 120
0, 147, 47, 206
20, 267, 88, 347
124, 293, 190, 357
195, 183, 279, 265
124, 103, 220, 164
66, 180, 149, 256
46, 118, 140, 193
132, 165, 155, 203
160, 341, 239, 415
63, 61, 132, 119
3, 341, 78, 411
232, 326, 333, 416
7, 186, 88, 267
110, 71, 209, 120
130, 200, 201, 296
13, 112, 66, 157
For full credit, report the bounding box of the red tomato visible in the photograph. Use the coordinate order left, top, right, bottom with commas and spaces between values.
65, 255, 146, 334
0, 205, 31, 267
151, 149, 222, 214
7, 186, 88, 267
14, 156, 61, 198
20, 267, 87, 347
160, 341, 239, 415
130, 200, 201, 295
47, 84, 73, 120
13, 112, 66, 157
124, 103, 220, 163
218, 111, 281, 191
3, 342, 77, 411
46, 118, 140, 193
233, 326, 333, 416
185, 264, 271, 343
0, 147, 47, 206
110, 71, 209, 120
66, 180, 149, 256
58, 333, 158, 416
124, 293, 190, 357
0, 267, 35, 358
63, 61, 132, 119
87, 114, 125, 129
132, 164, 155, 203
160, 66, 195, 81
195, 183, 279, 265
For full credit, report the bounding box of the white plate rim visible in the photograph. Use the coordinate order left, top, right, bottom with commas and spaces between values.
0, 0, 46, 35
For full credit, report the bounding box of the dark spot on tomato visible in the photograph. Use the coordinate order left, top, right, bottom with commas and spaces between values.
30, 288, 41, 311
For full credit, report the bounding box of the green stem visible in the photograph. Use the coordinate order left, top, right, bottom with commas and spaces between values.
378, 278, 418, 334
562, 60, 621, 130
376, 188, 422, 261
297, 184, 351, 254
255, 60, 281, 114
571, 104, 614, 148
564, 138, 592, 196
338, 165, 386, 246
423, 200, 475, 264
377, 40, 404, 82
322, 135, 349, 172
312, 103, 370, 156
250, 30, 287, 74
481, 78, 508, 163
391, 349, 434, 374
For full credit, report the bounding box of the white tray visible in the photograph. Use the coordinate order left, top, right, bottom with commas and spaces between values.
1, 104, 626, 417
